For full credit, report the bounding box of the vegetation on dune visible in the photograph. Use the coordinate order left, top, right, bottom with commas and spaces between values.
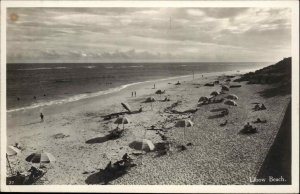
235, 57, 291, 97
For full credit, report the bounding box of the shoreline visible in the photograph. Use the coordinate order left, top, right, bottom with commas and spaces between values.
7, 68, 258, 113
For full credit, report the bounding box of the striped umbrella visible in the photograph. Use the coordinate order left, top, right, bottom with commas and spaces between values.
114, 117, 129, 129
26, 152, 55, 164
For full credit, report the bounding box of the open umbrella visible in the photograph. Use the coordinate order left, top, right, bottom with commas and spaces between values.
175, 119, 194, 141
121, 102, 131, 113
226, 94, 238, 100
26, 152, 55, 164
114, 117, 129, 130
145, 97, 156, 110
224, 100, 237, 106
155, 90, 165, 99
198, 96, 209, 102
221, 85, 229, 91
210, 91, 219, 97
6, 146, 21, 175
145, 96, 156, 102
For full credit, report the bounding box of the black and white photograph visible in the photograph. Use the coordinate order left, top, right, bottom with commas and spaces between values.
1, 0, 299, 193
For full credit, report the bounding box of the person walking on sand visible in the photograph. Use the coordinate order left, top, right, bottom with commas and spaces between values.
131, 92, 133, 97
134, 91, 136, 97
40, 113, 44, 122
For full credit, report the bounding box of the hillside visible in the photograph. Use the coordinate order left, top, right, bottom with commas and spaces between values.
235, 57, 291, 97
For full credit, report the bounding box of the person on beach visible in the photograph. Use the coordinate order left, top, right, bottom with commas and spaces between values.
134, 91, 136, 97
40, 113, 44, 122
131, 92, 133, 97
33, 96, 37, 100
139, 105, 143, 112
154, 84, 156, 89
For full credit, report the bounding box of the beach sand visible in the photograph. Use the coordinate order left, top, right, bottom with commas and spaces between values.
6, 70, 291, 185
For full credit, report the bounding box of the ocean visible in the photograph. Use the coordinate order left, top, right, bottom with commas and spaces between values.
6, 62, 269, 111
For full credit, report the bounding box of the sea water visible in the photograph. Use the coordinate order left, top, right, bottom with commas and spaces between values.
7, 62, 269, 112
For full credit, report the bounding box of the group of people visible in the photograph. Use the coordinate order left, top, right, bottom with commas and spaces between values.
241, 122, 258, 134
9, 166, 45, 185
254, 103, 267, 111
131, 91, 137, 97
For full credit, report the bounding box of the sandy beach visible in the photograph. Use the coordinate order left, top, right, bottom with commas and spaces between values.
6, 69, 291, 185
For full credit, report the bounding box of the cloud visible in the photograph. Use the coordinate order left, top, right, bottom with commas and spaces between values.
7, 7, 291, 63
200, 8, 249, 18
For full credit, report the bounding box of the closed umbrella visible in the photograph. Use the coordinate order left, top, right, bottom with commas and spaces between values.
175, 119, 194, 141
121, 102, 131, 113
114, 117, 129, 129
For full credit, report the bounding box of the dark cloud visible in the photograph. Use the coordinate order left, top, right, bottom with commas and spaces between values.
200, 8, 249, 18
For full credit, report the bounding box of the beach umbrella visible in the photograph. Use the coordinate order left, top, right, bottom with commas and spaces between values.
227, 94, 238, 100
221, 85, 229, 91
142, 139, 155, 151
6, 146, 21, 175
145, 96, 156, 110
210, 91, 219, 97
155, 89, 165, 95
7, 146, 21, 156
145, 96, 156, 102
155, 89, 165, 99
175, 119, 194, 141
198, 96, 208, 102
114, 117, 129, 129
224, 100, 237, 106
26, 152, 55, 167
121, 102, 131, 112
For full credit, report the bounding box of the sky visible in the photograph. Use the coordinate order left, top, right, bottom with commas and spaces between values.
7, 7, 291, 63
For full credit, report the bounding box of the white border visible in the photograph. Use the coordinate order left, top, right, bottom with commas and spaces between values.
1, 1, 299, 193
